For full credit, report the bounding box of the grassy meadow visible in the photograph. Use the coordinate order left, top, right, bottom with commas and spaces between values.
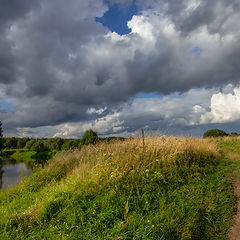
0, 136, 240, 239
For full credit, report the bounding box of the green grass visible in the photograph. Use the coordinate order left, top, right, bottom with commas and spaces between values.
11, 150, 36, 163
0, 137, 239, 239
10, 149, 56, 165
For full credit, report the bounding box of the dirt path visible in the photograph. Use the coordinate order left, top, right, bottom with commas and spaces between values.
229, 177, 240, 240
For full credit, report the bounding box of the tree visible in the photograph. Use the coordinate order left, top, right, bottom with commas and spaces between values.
230, 132, 239, 136
0, 121, 3, 137
0, 138, 3, 151
62, 139, 81, 150
17, 138, 30, 149
81, 129, 99, 145
203, 129, 228, 138
4, 137, 18, 149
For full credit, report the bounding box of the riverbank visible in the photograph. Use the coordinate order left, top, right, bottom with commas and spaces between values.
0, 137, 239, 239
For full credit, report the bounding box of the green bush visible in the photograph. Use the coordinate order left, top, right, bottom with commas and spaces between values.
230, 132, 239, 136
17, 138, 30, 149
4, 137, 18, 149
62, 139, 81, 150
81, 129, 99, 145
203, 129, 228, 138
46, 138, 64, 151
25, 139, 37, 150
0, 138, 4, 151
30, 140, 49, 152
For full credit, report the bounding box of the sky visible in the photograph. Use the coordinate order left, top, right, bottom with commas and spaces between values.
0, 0, 240, 138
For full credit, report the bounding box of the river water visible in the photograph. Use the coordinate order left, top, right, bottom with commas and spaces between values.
0, 160, 32, 190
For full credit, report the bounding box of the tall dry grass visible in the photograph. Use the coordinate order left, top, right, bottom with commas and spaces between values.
1, 136, 236, 240
33, 136, 221, 189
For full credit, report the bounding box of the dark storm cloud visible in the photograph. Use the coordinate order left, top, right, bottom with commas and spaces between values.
126, 38, 240, 96
0, 0, 40, 84
1, 0, 240, 136
0, 0, 39, 24
163, 0, 240, 36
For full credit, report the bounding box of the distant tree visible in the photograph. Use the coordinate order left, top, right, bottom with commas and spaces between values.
46, 138, 64, 151
4, 137, 18, 149
0, 138, 4, 151
230, 132, 239, 136
81, 129, 99, 145
17, 138, 30, 149
25, 139, 37, 150
62, 139, 80, 150
203, 129, 228, 138
30, 140, 49, 152
0, 121, 3, 137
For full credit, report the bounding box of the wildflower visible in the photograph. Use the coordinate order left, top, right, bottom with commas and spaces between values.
152, 225, 154, 228
93, 209, 96, 214
103, 153, 107, 156
145, 169, 149, 172
147, 220, 150, 223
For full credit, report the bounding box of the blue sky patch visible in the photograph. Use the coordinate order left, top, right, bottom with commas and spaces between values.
96, 1, 138, 35
0, 101, 15, 113
136, 92, 163, 99
191, 46, 203, 57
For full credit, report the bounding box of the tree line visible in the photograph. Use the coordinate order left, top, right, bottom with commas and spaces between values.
0, 127, 124, 151
203, 128, 240, 138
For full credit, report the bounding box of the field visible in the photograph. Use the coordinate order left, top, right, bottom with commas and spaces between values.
0, 136, 240, 239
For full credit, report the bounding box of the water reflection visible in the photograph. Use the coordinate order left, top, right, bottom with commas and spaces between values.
0, 159, 32, 190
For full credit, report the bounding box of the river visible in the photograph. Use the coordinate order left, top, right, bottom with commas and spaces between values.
0, 159, 32, 190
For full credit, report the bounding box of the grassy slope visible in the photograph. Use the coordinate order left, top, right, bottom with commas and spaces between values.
0, 137, 240, 240
11, 150, 36, 163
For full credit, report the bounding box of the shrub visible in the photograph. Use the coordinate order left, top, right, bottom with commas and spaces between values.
17, 138, 30, 149
0, 138, 4, 151
30, 140, 49, 152
81, 129, 99, 145
4, 137, 18, 149
25, 139, 37, 150
62, 139, 80, 150
203, 129, 228, 138
230, 132, 239, 136
47, 138, 64, 151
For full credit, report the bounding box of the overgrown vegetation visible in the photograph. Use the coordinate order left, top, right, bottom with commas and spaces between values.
0, 129, 123, 165
203, 128, 229, 138
0, 129, 123, 153
0, 136, 238, 239
203, 128, 240, 138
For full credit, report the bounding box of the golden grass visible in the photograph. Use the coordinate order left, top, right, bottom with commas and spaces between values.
39, 136, 220, 188
1, 136, 237, 240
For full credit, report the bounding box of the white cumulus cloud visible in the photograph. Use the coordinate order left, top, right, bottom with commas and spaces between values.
201, 87, 240, 124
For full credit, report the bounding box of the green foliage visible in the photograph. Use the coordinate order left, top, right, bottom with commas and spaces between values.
0, 121, 3, 137
230, 132, 239, 136
100, 137, 125, 143
25, 139, 37, 151
17, 138, 30, 149
81, 129, 99, 145
0, 138, 4, 151
46, 138, 64, 151
203, 128, 228, 138
0, 134, 122, 152
62, 139, 81, 150
30, 140, 49, 152
11, 150, 36, 163
4, 137, 18, 149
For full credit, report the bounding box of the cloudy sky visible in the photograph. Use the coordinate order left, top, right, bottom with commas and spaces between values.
0, 0, 240, 138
